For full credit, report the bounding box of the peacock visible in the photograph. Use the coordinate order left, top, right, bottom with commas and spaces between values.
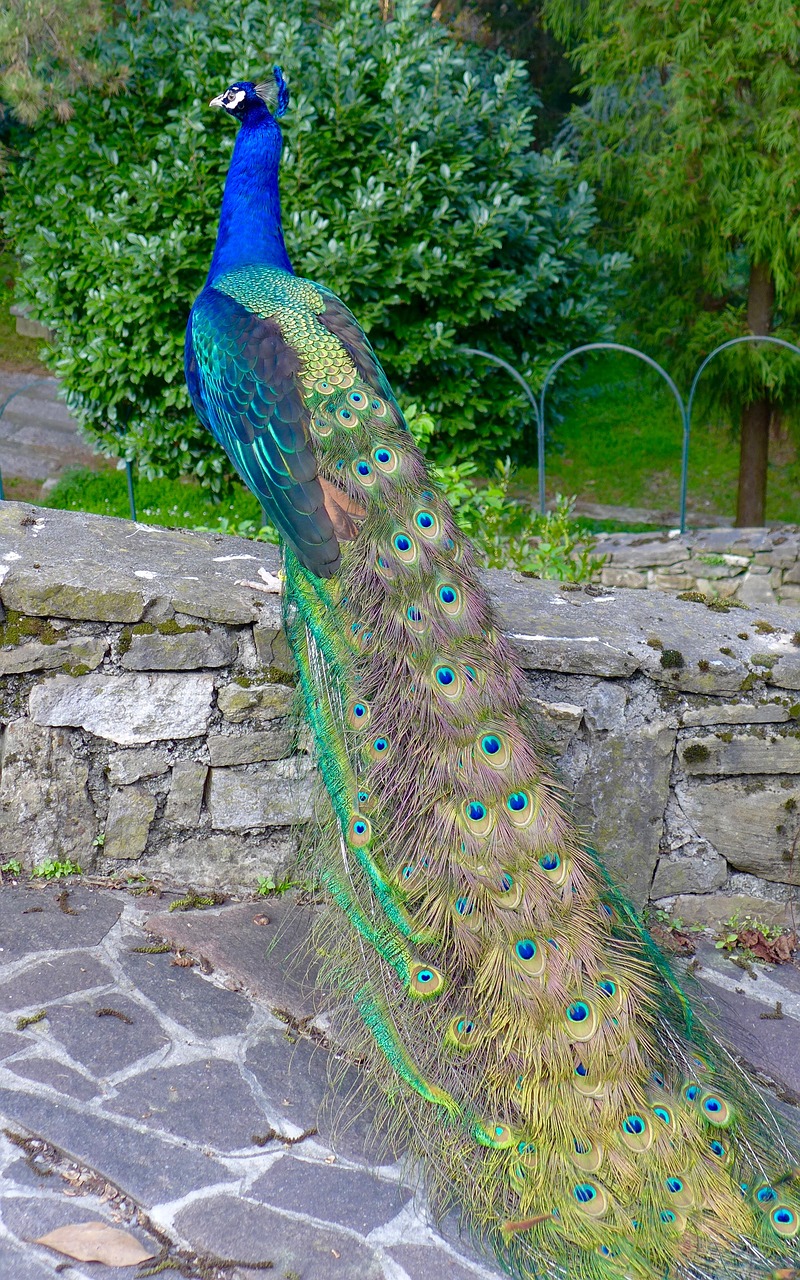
185, 67, 800, 1280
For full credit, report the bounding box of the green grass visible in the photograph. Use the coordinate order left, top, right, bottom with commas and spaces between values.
516, 356, 800, 527
0, 250, 46, 370
44, 466, 269, 536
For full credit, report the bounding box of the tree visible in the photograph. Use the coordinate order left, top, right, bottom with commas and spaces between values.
0, 0, 116, 126
4, 0, 625, 489
545, 0, 800, 526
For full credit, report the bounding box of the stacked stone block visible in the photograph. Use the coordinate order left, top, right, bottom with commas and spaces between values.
594, 525, 800, 606
1, 502, 799, 924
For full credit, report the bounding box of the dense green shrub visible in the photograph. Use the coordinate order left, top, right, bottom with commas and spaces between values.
5, 0, 625, 488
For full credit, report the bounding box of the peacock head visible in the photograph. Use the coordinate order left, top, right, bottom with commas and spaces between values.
209, 66, 289, 121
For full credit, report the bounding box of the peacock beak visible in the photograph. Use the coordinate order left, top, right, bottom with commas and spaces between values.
209, 92, 226, 109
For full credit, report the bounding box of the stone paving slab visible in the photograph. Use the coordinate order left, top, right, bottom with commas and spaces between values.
0, 372, 100, 488
0, 884, 499, 1279
2, 882, 800, 1280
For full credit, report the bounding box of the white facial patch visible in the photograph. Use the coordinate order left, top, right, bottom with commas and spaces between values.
225, 89, 246, 110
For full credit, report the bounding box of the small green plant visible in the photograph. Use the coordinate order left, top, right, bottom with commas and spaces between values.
257, 874, 315, 897
30, 859, 82, 880
408, 407, 603, 581
92, 832, 105, 848
1, 859, 22, 877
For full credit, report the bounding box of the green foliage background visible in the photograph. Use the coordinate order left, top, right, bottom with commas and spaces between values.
4, 0, 625, 491
545, 0, 800, 414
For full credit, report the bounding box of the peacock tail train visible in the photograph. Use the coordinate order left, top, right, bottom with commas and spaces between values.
185, 71, 800, 1280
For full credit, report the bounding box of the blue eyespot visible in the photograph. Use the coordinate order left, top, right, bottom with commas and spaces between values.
598, 979, 615, 997
356, 461, 371, 476
439, 586, 457, 604
515, 939, 536, 962
540, 853, 560, 872
507, 791, 528, 812
575, 1062, 588, 1077
394, 534, 411, 553
774, 1208, 795, 1224
416, 511, 434, 529
464, 665, 477, 682
456, 1019, 474, 1035
339, 408, 352, 419
666, 1178, 683, 1194
376, 448, 391, 463
352, 703, 367, 718
703, 1096, 721, 1114
500, 873, 513, 892
417, 969, 433, 984
401, 864, 415, 879
653, 1107, 671, 1125
709, 1140, 725, 1157
481, 735, 501, 755
349, 391, 365, 405
435, 666, 455, 686
353, 820, 367, 836
466, 802, 486, 822
660, 1210, 676, 1224
685, 1085, 699, 1101
373, 737, 388, 752
455, 896, 473, 916
567, 1002, 589, 1023
573, 1139, 590, 1154
757, 1187, 777, 1203
623, 1115, 645, 1135
574, 1184, 596, 1203
407, 607, 422, 622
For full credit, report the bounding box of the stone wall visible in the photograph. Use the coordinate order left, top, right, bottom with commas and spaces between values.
593, 525, 800, 607
1, 502, 799, 925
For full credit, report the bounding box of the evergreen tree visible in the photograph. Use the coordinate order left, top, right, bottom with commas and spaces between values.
545, 0, 800, 526
4, 0, 624, 488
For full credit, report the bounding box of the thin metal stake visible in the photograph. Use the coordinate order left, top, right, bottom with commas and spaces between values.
125, 460, 137, 522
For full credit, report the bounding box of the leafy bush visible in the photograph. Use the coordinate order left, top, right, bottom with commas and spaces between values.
5, 0, 625, 489
409, 406, 602, 580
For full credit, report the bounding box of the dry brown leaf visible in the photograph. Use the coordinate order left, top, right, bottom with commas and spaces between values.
34, 1220, 156, 1265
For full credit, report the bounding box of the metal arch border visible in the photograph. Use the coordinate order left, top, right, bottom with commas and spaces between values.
462, 335, 800, 534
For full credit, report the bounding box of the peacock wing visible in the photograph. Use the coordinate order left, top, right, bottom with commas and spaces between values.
186, 285, 342, 578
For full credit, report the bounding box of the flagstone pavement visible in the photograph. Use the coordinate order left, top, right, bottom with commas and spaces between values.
1, 880, 799, 1280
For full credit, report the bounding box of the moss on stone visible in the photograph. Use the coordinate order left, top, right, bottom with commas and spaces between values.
754, 620, 778, 634
740, 672, 759, 692
751, 653, 778, 668
0, 610, 60, 648
646, 637, 663, 650
156, 618, 202, 636
697, 659, 710, 672
719, 646, 734, 657
683, 743, 711, 763
660, 649, 685, 670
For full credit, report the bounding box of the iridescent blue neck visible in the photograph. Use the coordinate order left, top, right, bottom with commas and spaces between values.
207, 109, 293, 282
